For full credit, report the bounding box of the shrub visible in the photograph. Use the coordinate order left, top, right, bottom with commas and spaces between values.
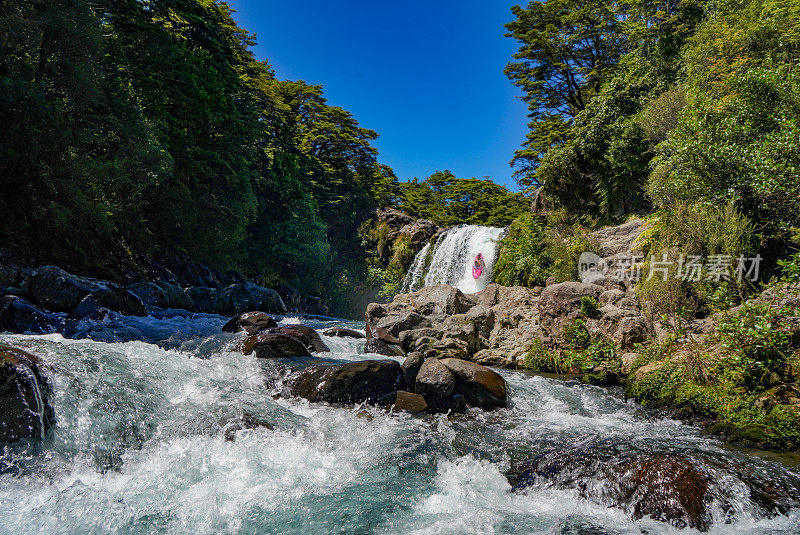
636, 202, 757, 322
579, 295, 600, 318
494, 213, 552, 287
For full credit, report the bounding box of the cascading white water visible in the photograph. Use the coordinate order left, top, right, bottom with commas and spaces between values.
400, 242, 431, 294
406, 225, 505, 294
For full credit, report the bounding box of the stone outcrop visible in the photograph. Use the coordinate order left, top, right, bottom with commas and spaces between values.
222, 311, 278, 335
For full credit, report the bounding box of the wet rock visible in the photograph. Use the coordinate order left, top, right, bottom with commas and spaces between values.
240, 333, 312, 358
74, 288, 147, 318
186, 286, 218, 313
425, 392, 467, 414
414, 357, 456, 398
28, 265, 107, 311
268, 325, 329, 353
126, 282, 169, 308
507, 440, 711, 531
401, 351, 425, 386
390, 390, 428, 413
287, 359, 404, 404
372, 326, 401, 344
439, 358, 507, 409
322, 327, 365, 339
222, 311, 278, 335
365, 337, 404, 357
0, 295, 64, 334
151, 281, 195, 311
214, 282, 287, 316
0, 345, 54, 443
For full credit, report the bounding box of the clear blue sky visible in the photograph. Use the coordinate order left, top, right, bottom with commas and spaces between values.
225, 0, 528, 190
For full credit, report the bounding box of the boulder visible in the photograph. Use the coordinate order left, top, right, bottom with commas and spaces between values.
240, 333, 312, 358
409, 284, 474, 321
151, 281, 195, 311
0, 345, 54, 443
273, 284, 301, 312
214, 282, 287, 316
28, 265, 107, 311
322, 327, 365, 339
222, 311, 278, 335
74, 288, 147, 318
0, 295, 64, 334
414, 357, 456, 398
287, 359, 404, 404
301, 295, 330, 316
186, 286, 218, 313
365, 305, 432, 340
439, 358, 508, 409
126, 282, 169, 308
390, 390, 428, 413
538, 282, 604, 343
399, 328, 442, 352
398, 219, 439, 247
401, 352, 425, 386
364, 337, 405, 357
268, 325, 329, 353
507, 440, 711, 531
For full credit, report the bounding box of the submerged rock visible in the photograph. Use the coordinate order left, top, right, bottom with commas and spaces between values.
0, 345, 54, 443
507, 441, 714, 531
222, 311, 278, 335
287, 360, 404, 404
389, 390, 429, 413
240, 333, 312, 358
439, 358, 507, 409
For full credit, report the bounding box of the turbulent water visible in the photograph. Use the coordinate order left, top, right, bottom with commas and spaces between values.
403, 225, 506, 294
1, 313, 800, 534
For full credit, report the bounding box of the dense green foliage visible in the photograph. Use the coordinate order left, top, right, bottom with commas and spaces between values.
494, 210, 591, 287
395, 171, 529, 228
0, 0, 395, 306
506, 0, 799, 233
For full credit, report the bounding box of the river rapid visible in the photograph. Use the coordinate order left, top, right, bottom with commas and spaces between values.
1, 312, 799, 534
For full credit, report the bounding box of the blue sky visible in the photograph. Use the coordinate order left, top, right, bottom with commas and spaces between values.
226, 0, 528, 190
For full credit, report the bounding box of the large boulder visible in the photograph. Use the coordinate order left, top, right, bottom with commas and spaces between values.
414, 357, 456, 398
389, 390, 429, 413
214, 282, 287, 316
151, 281, 195, 311
240, 333, 312, 358
538, 282, 604, 344
399, 219, 439, 247
27, 265, 107, 311
365, 304, 432, 339
74, 288, 147, 318
287, 360, 404, 404
222, 311, 278, 335
401, 351, 425, 386
0, 345, 54, 443
0, 295, 64, 334
409, 284, 475, 321
439, 358, 508, 409
268, 325, 329, 353
126, 282, 169, 308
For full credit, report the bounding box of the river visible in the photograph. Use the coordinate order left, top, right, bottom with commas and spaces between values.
0, 312, 799, 534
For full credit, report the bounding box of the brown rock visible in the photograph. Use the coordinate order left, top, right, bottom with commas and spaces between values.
439, 358, 507, 409
240, 333, 312, 358
391, 390, 428, 413
415, 357, 456, 398
222, 311, 278, 335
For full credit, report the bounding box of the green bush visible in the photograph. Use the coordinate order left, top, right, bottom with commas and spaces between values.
636, 202, 757, 322
579, 295, 600, 318
494, 213, 552, 287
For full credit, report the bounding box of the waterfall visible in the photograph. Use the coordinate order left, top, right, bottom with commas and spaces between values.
404, 225, 506, 294
400, 242, 431, 294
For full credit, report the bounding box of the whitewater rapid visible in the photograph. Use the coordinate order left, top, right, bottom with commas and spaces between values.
402, 225, 506, 294
0, 313, 799, 534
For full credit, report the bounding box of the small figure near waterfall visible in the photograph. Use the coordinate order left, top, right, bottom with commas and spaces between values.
472, 253, 485, 279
